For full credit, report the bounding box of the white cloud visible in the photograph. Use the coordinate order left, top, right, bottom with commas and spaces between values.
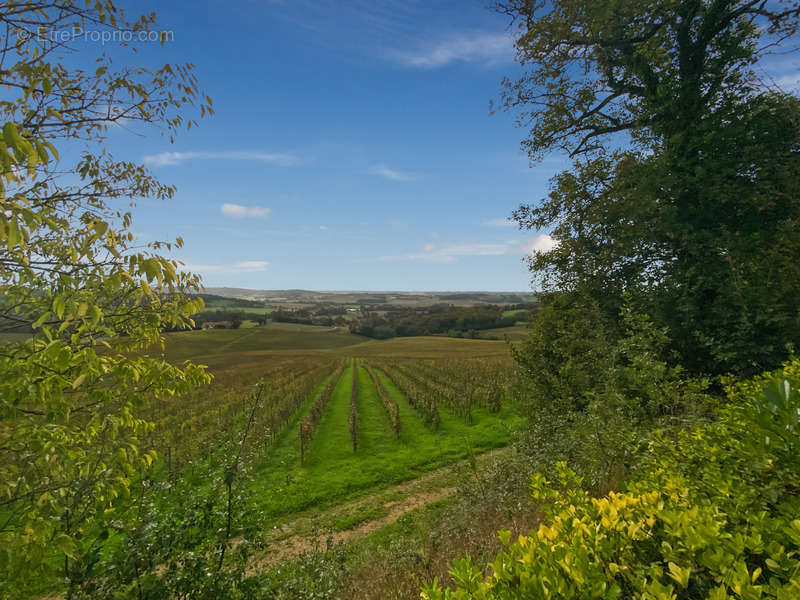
483, 217, 516, 227
220, 203, 271, 218
143, 151, 300, 168
369, 164, 417, 181
235, 261, 270, 270
319, 225, 328, 230
525, 234, 559, 256
381, 241, 514, 263
379, 234, 558, 263
183, 260, 269, 274
390, 32, 513, 68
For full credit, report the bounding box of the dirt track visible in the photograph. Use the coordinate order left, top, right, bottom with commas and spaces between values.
249, 447, 508, 571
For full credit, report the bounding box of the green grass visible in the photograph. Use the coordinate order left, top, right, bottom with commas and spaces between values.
247, 363, 520, 523
501, 308, 530, 319
8, 320, 522, 597
201, 297, 274, 314
332, 504, 389, 531
475, 325, 529, 341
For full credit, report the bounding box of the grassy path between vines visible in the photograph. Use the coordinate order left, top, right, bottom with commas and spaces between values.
247, 363, 520, 522
250, 446, 509, 568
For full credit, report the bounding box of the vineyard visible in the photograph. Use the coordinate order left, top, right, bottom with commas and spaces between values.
139, 324, 521, 525
2, 321, 525, 598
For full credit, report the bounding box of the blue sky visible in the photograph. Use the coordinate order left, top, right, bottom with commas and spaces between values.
91, 0, 566, 291
92, 1, 799, 292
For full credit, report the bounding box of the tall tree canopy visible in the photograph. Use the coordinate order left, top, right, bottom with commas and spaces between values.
501, 0, 800, 374
497, 0, 800, 158
0, 1, 212, 588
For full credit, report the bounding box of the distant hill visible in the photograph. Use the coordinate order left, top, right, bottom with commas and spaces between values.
202, 288, 536, 308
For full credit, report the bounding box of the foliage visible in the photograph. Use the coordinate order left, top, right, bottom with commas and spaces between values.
513, 295, 710, 488
423, 360, 800, 599
263, 547, 348, 600
376, 364, 441, 431
496, 0, 799, 159
0, 0, 213, 592
59, 387, 272, 600
350, 304, 522, 339
189, 309, 251, 329
516, 95, 800, 375
501, 0, 800, 375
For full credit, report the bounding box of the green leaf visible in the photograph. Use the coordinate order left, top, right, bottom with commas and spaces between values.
667, 562, 691, 587
72, 373, 87, 389
6, 217, 19, 248
54, 534, 78, 559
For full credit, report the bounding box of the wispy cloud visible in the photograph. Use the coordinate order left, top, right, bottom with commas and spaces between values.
390, 32, 513, 68
183, 260, 269, 274
483, 217, 516, 227
378, 234, 557, 263
143, 151, 300, 168
220, 203, 271, 218
369, 164, 418, 181
411, 241, 515, 263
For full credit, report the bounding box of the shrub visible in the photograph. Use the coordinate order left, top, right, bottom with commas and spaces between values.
422, 360, 800, 599
514, 298, 710, 489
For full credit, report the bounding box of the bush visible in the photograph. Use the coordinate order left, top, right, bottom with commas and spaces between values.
514, 297, 710, 490
423, 360, 800, 599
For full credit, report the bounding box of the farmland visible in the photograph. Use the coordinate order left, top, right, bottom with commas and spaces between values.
146, 323, 520, 548
151, 323, 519, 513
3, 318, 523, 598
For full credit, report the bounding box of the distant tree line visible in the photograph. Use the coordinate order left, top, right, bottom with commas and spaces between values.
270, 308, 348, 327
436, 293, 531, 303
349, 304, 531, 339
194, 293, 266, 309
313, 304, 349, 316
188, 310, 251, 329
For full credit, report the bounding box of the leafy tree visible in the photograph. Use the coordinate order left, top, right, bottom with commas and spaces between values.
513, 295, 710, 488
496, 0, 799, 159
499, 0, 800, 374
0, 1, 213, 592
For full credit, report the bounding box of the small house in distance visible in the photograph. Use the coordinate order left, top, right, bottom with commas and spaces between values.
201, 321, 233, 330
